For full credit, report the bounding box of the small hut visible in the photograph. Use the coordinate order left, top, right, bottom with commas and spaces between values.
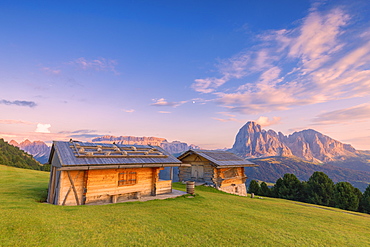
47, 141, 187, 205
178, 150, 257, 196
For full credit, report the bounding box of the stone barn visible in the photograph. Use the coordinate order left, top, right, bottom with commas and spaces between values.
178, 149, 257, 196
47, 141, 188, 205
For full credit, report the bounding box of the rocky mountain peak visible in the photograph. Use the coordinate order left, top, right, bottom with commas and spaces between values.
230, 121, 359, 163
9, 140, 18, 146
242, 121, 262, 133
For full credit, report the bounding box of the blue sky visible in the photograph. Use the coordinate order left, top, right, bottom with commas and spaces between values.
1, 0, 370, 149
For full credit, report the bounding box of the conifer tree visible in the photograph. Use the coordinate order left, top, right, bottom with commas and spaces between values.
248, 180, 260, 194
359, 184, 370, 213
334, 182, 360, 211
258, 182, 271, 196
306, 171, 334, 206
273, 174, 303, 201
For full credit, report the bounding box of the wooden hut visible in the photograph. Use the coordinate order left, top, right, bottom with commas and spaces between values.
178, 150, 257, 196
47, 141, 187, 205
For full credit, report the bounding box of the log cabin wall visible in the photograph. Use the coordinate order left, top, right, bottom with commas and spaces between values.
214, 167, 247, 196
57, 167, 163, 206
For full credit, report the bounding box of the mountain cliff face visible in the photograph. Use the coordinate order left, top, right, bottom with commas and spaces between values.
231, 122, 293, 157
10, 139, 50, 164
230, 122, 359, 163
92, 136, 200, 154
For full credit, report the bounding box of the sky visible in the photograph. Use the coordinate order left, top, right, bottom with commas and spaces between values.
1, 0, 370, 150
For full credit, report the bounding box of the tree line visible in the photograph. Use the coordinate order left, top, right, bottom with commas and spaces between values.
248, 171, 370, 214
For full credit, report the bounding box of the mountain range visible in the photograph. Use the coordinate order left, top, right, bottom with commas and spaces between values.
91, 135, 200, 154
9, 139, 51, 164
230, 121, 370, 191
9, 136, 200, 163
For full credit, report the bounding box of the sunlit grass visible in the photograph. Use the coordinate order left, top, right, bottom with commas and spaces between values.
1, 165, 369, 246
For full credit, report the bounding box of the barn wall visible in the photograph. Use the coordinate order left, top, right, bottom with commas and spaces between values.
54, 167, 173, 206
214, 167, 247, 196
57, 170, 85, 206
85, 168, 152, 205
178, 154, 214, 183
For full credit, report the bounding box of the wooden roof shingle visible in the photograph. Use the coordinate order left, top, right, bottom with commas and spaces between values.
178, 149, 257, 168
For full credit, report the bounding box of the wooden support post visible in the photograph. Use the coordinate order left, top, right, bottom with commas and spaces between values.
151, 168, 158, 196
170, 167, 173, 193
82, 170, 89, 205
47, 166, 56, 203
170, 167, 173, 181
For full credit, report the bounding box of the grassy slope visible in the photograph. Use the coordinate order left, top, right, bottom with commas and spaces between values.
1, 165, 369, 247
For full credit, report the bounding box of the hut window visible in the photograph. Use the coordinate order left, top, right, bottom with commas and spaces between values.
118, 171, 137, 186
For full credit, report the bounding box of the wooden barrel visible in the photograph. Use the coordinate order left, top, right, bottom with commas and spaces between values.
186, 181, 195, 194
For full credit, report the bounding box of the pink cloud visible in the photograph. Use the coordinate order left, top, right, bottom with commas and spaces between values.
0, 119, 34, 125
151, 98, 187, 107
255, 116, 281, 127
312, 103, 370, 125
192, 4, 370, 115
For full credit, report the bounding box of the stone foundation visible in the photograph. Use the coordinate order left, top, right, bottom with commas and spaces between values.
219, 184, 247, 196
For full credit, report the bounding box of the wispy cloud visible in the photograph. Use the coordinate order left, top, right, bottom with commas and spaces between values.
41, 67, 61, 75
0, 119, 34, 125
123, 109, 135, 113
255, 116, 281, 127
69, 57, 119, 74
151, 98, 187, 107
57, 129, 101, 140
158, 111, 171, 114
343, 135, 370, 150
212, 117, 241, 123
0, 99, 37, 108
192, 4, 370, 115
58, 129, 98, 134
312, 103, 370, 125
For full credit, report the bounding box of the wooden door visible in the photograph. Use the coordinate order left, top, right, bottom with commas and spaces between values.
191, 165, 204, 180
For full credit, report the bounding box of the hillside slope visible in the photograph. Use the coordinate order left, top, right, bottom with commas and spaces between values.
1, 165, 370, 246
0, 139, 42, 170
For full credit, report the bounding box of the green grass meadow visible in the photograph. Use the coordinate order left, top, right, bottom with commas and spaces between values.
1, 165, 370, 246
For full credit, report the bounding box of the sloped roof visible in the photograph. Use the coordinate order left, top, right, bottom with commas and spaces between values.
177, 149, 257, 168
49, 141, 182, 168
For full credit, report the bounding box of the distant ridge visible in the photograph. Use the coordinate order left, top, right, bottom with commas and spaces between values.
10, 139, 50, 164
92, 135, 201, 154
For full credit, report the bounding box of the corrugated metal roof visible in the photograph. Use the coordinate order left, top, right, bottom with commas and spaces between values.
178, 149, 257, 168
51, 141, 182, 166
